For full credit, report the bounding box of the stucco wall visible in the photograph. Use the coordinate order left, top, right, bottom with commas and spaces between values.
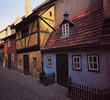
43, 48, 110, 88
17, 50, 42, 77
68, 49, 110, 88
43, 53, 57, 80
55, 0, 103, 24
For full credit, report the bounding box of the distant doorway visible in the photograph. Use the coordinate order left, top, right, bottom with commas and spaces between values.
8, 54, 11, 69
56, 54, 68, 87
23, 55, 30, 75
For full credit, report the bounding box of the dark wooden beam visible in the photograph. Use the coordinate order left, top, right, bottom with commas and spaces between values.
16, 44, 40, 53
38, 15, 55, 31
17, 32, 23, 48
37, 16, 40, 49
27, 21, 35, 47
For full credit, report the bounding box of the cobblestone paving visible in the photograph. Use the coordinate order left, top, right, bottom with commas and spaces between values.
0, 67, 71, 100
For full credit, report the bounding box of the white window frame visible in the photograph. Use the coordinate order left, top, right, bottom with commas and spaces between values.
47, 56, 52, 68
88, 55, 99, 71
72, 55, 81, 70
62, 23, 69, 37
33, 57, 37, 67
11, 54, 14, 62
8, 39, 11, 47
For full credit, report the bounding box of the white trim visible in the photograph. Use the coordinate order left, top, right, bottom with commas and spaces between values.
88, 55, 99, 71
47, 56, 52, 68
33, 57, 37, 66
72, 56, 81, 70
62, 23, 69, 37
8, 39, 11, 47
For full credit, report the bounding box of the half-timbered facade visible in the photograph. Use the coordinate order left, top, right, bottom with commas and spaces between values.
15, 0, 55, 77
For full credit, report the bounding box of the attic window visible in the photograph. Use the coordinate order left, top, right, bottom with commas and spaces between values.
62, 23, 69, 37
50, 11, 52, 17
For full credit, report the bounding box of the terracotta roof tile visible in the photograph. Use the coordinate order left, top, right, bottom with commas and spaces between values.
42, 6, 110, 51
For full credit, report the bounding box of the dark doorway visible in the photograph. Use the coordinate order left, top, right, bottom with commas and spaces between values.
23, 55, 30, 75
8, 54, 11, 69
56, 54, 68, 87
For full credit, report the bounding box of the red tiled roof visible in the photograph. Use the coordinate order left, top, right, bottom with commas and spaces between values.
42, 6, 110, 51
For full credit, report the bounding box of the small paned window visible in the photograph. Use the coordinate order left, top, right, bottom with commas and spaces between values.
8, 39, 11, 47
62, 23, 69, 37
47, 56, 52, 68
88, 55, 99, 71
72, 56, 81, 70
11, 54, 14, 62
22, 27, 29, 38
33, 57, 37, 67
19, 59, 22, 65
50, 11, 52, 17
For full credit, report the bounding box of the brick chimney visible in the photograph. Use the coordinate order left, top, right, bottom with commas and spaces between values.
25, 0, 32, 17
103, 0, 110, 19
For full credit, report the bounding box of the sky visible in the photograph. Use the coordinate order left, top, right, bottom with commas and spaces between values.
0, 0, 45, 31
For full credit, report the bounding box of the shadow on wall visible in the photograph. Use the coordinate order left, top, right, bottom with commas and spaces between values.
87, 0, 103, 10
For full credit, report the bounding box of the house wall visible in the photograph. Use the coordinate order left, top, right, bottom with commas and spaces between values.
55, 0, 103, 24
16, 5, 55, 77
3, 38, 17, 70
43, 48, 110, 88
0, 30, 7, 44
3, 41, 8, 68
9, 38, 17, 70
17, 50, 42, 77
0, 48, 4, 66
103, 0, 110, 19
16, 6, 55, 50
68, 49, 110, 88
43, 53, 57, 80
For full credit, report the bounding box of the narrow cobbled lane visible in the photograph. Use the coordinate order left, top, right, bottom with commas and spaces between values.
0, 67, 71, 100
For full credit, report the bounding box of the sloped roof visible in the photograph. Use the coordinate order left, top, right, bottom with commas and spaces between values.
42, 6, 110, 51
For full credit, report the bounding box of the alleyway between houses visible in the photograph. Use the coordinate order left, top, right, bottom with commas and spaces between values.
0, 66, 71, 100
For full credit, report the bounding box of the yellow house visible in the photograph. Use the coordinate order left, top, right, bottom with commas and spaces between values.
15, 0, 55, 77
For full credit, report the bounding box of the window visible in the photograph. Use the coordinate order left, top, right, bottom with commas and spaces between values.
49, 11, 52, 17
88, 55, 99, 71
33, 57, 37, 67
72, 56, 81, 70
11, 54, 14, 62
62, 23, 69, 37
8, 39, 11, 47
47, 56, 52, 68
22, 27, 29, 38
19, 59, 22, 65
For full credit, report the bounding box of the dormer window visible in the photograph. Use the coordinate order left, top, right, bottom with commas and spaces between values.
62, 23, 69, 37
60, 9, 74, 38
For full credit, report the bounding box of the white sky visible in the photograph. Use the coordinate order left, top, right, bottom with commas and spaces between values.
0, 0, 45, 31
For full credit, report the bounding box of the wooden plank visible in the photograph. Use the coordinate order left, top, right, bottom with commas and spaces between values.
38, 15, 55, 31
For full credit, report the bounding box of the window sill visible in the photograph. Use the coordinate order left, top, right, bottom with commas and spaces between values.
61, 35, 69, 39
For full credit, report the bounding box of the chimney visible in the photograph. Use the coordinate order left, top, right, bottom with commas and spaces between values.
104, 0, 110, 19
25, 0, 32, 17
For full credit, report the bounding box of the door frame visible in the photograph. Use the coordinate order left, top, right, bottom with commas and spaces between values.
23, 55, 30, 75
56, 54, 68, 87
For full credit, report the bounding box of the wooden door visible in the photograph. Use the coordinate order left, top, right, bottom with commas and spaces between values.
23, 55, 30, 75
56, 54, 68, 87
8, 54, 11, 69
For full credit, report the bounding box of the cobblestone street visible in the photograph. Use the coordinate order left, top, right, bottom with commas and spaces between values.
0, 67, 71, 100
